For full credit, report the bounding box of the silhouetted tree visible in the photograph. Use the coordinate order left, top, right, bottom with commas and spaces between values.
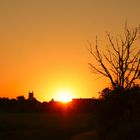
97, 85, 140, 140
88, 24, 140, 90
17, 96, 26, 102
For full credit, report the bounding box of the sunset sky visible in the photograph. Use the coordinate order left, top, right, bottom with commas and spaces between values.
0, 0, 140, 101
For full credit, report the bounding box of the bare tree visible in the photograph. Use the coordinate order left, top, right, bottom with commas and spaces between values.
88, 24, 140, 90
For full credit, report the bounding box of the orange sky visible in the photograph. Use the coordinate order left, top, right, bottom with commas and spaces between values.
0, 0, 140, 101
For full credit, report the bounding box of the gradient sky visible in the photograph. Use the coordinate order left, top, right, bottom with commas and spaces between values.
0, 0, 140, 101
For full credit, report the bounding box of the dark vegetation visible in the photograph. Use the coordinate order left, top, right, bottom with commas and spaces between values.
0, 95, 97, 140
87, 24, 140, 140
97, 85, 140, 140
1, 86, 140, 140
0, 95, 98, 113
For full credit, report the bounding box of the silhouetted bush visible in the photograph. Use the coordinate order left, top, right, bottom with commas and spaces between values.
97, 85, 140, 140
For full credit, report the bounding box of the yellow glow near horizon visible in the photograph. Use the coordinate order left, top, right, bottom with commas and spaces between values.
55, 89, 73, 103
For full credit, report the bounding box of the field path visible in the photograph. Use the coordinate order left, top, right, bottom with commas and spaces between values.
70, 130, 98, 140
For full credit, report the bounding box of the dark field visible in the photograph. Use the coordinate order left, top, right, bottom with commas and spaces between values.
0, 113, 95, 140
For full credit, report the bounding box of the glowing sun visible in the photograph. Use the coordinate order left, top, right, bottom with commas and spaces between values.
56, 89, 73, 103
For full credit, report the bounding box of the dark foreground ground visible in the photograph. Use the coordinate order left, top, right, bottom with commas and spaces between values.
0, 113, 96, 140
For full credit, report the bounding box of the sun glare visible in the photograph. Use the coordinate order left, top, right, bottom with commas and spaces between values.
56, 89, 73, 103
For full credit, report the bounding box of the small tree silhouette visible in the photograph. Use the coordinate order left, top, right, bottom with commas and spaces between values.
88, 24, 140, 90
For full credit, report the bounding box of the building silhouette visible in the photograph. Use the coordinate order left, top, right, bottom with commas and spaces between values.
28, 91, 34, 100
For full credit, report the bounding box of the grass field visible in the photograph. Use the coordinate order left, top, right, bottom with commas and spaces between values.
0, 113, 95, 140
